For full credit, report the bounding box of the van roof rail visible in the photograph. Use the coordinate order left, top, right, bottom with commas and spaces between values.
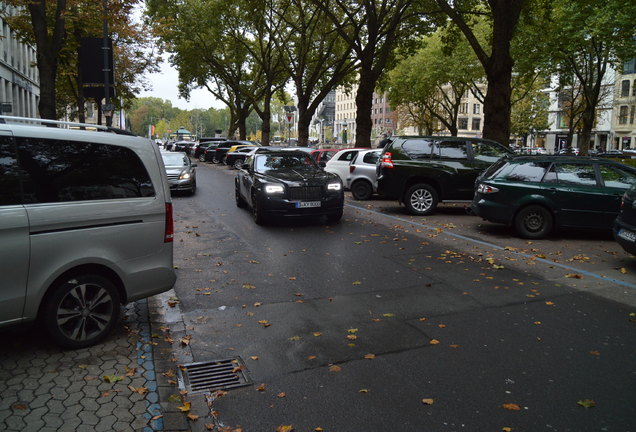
0, 115, 135, 136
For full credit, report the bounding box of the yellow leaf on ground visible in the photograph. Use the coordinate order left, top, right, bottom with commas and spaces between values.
565, 273, 583, 279
421, 398, 434, 405
502, 403, 521, 411
429, 339, 440, 345
364, 354, 376, 359
276, 425, 294, 432
177, 402, 191, 412
256, 383, 266, 392
277, 392, 287, 398
187, 413, 199, 421
329, 365, 342, 373
577, 399, 596, 409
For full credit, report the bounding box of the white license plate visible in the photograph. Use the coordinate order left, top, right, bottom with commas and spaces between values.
296, 201, 321, 208
618, 228, 636, 242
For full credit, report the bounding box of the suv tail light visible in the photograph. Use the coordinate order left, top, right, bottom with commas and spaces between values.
380, 152, 394, 168
164, 203, 174, 242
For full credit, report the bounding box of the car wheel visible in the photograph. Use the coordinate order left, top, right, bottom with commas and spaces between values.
235, 182, 246, 208
189, 182, 197, 195
212, 156, 220, 164
351, 180, 373, 200
514, 205, 553, 239
404, 183, 438, 215
326, 209, 343, 224
42, 274, 120, 349
251, 191, 266, 225
233, 158, 244, 170
199, 154, 206, 162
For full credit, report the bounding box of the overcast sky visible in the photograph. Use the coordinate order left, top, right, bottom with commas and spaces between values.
137, 60, 225, 111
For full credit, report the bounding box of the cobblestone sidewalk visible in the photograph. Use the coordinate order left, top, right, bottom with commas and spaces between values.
0, 300, 173, 432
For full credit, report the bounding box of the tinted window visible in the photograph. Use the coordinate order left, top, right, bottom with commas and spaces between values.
255, 154, 317, 173
0, 136, 22, 205
362, 151, 381, 164
544, 163, 598, 186
402, 139, 433, 159
470, 141, 511, 163
162, 153, 190, 166
599, 165, 636, 188
17, 137, 155, 203
338, 151, 358, 162
433, 141, 468, 159
492, 161, 550, 182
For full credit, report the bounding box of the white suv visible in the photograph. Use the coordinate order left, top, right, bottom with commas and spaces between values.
0, 116, 176, 348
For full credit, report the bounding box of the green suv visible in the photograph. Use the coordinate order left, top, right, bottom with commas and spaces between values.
376, 136, 513, 215
472, 156, 636, 239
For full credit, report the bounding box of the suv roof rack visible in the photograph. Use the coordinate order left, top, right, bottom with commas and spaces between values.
0, 115, 134, 136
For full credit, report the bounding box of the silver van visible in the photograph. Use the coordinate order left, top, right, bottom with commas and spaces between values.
0, 116, 176, 348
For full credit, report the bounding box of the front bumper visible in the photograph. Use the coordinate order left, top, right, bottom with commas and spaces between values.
167, 178, 195, 191
257, 193, 344, 218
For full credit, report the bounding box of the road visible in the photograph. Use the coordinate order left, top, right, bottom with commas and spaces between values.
168, 159, 636, 432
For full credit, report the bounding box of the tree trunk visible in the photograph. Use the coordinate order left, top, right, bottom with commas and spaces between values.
482, 55, 514, 146
354, 66, 376, 148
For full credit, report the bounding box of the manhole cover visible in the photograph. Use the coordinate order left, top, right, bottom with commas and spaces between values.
178, 357, 252, 394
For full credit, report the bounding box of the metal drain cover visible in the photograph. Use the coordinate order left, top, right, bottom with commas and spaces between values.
178, 357, 252, 394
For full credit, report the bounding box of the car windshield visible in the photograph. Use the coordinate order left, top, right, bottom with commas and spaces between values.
162, 153, 189, 166
255, 154, 318, 173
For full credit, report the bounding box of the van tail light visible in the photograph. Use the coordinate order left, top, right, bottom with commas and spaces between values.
349, 165, 356, 173
381, 152, 394, 168
164, 203, 174, 243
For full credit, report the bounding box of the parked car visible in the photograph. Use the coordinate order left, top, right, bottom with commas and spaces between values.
226, 146, 260, 169
613, 183, 636, 255
596, 149, 625, 158
324, 148, 364, 187
0, 116, 176, 348
347, 149, 383, 200
310, 149, 340, 164
471, 155, 636, 239
235, 149, 344, 225
211, 140, 255, 164
557, 147, 579, 156
377, 136, 514, 215
161, 151, 197, 195
172, 140, 195, 155
194, 138, 227, 160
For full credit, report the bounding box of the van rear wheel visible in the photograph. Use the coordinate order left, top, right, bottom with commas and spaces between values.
42, 274, 120, 349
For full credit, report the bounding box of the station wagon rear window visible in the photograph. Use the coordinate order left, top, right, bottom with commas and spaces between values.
491, 161, 551, 182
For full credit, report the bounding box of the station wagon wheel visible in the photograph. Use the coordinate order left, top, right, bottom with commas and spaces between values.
351, 180, 373, 200
233, 158, 244, 170
43, 274, 120, 349
514, 205, 553, 239
404, 183, 438, 215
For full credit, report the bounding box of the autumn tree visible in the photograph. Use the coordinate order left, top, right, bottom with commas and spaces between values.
543, 0, 636, 155
315, 0, 426, 147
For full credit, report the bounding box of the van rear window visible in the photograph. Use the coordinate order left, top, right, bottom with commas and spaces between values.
16, 137, 155, 203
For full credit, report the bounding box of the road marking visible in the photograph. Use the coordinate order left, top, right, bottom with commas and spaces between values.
346, 202, 636, 290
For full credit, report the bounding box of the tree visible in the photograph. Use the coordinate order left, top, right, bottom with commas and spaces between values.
316, 0, 425, 147
434, 0, 527, 146
387, 28, 484, 136
510, 76, 550, 145
274, 0, 357, 146
545, 0, 636, 155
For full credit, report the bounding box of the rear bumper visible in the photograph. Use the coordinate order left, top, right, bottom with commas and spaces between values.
614, 217, 636, 255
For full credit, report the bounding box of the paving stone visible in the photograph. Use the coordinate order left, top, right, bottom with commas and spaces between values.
94, 415, 117, 432
78, 410, 100, 426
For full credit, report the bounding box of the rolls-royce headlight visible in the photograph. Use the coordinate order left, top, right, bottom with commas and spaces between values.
265, 184, 284, 194
327, 182, 342, 191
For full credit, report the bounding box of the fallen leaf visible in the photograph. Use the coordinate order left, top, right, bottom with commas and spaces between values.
277, 392, 287, 398
329, 365, 342, 373
565, 273, 583, 279
167, 394, 182, 403
502, 403, 521, 411
256, 383, 266, 392
364, 353, 376, 359
313, 332, 322, 337
359, 389, 370, 393
307, 355, 317, 360
243, 283, 256, 289
545, 301, 555, 306
128, 385, 149, 395
352, 281, 362, 285
577, 399, 596, 409
288, 276, 297, 281
250, 356, 259, 361
103, 375, 124, 383
346, 335, 358, 341
502, 428, 513, 432
421, 398, 434, 405
177, 402, 191, 412
429, 339, 440, 345
382, 313, 395, 317
125, 366, 137, 376
258, 320, 271, 327
187, 413, 199, 421
589, 350, 600, 356
619, 267, 628, 274
289, 336, 301, 341
276, 426, 294, 432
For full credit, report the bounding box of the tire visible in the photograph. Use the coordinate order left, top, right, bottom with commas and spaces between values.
514, 205, 553, 239
326, 209, 343, 224
235, 182, 246, 208
233, 158, 245, 170
251, 192, 266, 225
189, 182, 197, 195
212, 156, 220, 164
351, 180, 373, 200
42, 274, 120, 349
404, 183, 438, 215
198, 154, 206, 162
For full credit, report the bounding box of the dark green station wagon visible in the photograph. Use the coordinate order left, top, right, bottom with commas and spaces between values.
376, 136, 513, 215
471, 156, 636, 239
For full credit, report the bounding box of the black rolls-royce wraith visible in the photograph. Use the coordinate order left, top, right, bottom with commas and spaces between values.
235, 149, 344, 224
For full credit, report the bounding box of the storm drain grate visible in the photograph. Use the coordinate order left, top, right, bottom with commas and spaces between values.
178, 357, 252, 394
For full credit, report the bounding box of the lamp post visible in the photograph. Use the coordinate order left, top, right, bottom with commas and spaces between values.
342, 119, 348, 145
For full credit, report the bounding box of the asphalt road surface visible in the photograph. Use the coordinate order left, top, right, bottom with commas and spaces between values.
168, 160, 636, 432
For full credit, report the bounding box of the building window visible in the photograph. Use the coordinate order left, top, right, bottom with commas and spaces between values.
473, 104, 480, 114
633, 80, 636, 97
619, 105, 628, 124
631, 105, 635, 124
472, 118, 481, 130
459, 103, 468, 114
624, 58, 636, 74
458, 118, 468, 129
621, 80, 630, 97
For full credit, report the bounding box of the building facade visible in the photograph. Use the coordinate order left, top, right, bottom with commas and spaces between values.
0, 10, 40, 118
612, 58, 636, 150
335, 84, 357, 145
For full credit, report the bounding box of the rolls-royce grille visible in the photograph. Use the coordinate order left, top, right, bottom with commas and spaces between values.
289, 186, 322, 200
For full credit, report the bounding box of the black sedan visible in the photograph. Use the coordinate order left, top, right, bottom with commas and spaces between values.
235, 149, 344, 224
